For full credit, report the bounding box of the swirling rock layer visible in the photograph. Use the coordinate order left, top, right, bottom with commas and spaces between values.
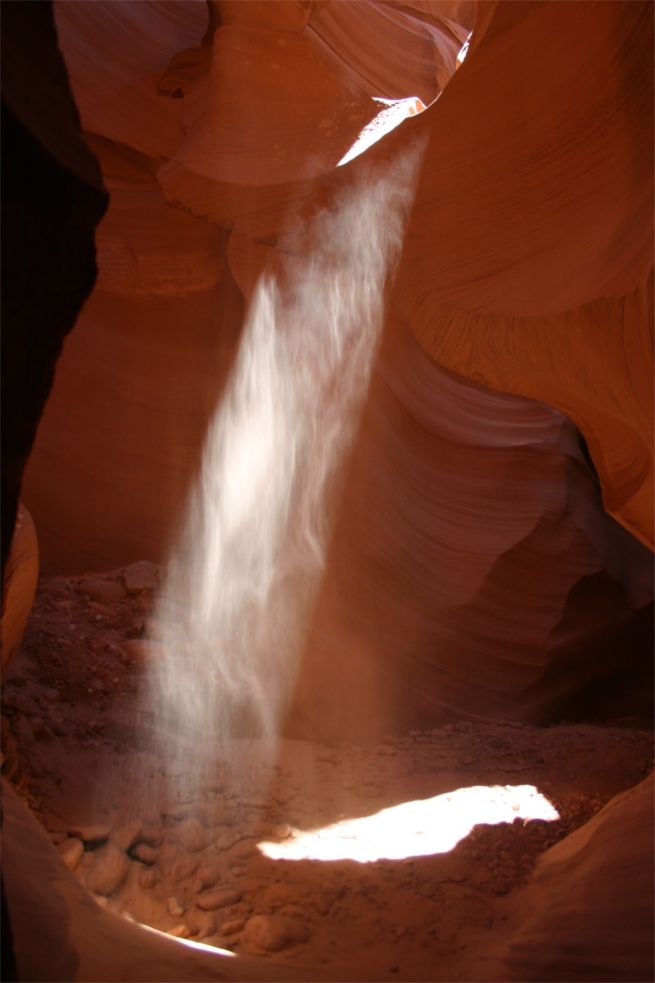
20, 0, 654, 734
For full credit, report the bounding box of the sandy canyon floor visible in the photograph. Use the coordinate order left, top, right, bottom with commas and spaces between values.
2, 564, 653, 981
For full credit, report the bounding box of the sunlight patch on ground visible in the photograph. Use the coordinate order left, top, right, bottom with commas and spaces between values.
337, 96, 425, 166
258, 784, 559, 863
139, 921, 236, 957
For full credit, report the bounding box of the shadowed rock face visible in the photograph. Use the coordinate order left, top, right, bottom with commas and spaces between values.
1, 0, 108, 581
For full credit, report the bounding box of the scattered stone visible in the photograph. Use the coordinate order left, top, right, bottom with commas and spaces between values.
195, 862, 222, 890
113, 819, 143, 852
168, 924, 189, 939
271, 823, 293, 839
197, 888, 243, 911
139, 823, 163, 847
241, 914, 308, 953
139, 867, 157, 889
86, 601, 116, 619
123, 561, 160, 594
132, 843, 157, 865
68, 824, 110, 844
85, 845, 129, 895
220, 917, 246, 936
121, 639, 160, 669
58, 838, 84, 871
78, 579, 126, 603
156, 842, 199, 882
230, 839, 257, 859
186, 908, 216, 938
215, 829, 241, 851
167, 897, 185, 918
173, 818, 209, 853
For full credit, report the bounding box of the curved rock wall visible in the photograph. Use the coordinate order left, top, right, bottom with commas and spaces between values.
20, 0, 653, 731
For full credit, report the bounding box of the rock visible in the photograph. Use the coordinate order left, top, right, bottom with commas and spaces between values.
78, 578, 126, 603
167, 896, 185, 918
215, 829, 242, 851
139, 823, 164, 847
156, 842, 199, 881
220, 917, 245, 936
230, 838, 257, 859
196, 887, 243, 911
132, 843, 157, 865
272, 823, 293, 839
195, 862, 222, 890
113, 819, 143, 851
186, 908, 216, 938
123, 561, 160, 593
139, 867, 157, 889
58, 838, 84, 871
241, 914, 308, 953
168, 924, 189, 938
173, 817, 209, 853
43, 687, 60, 702
68, 824, 110, 844
85, 845, 129, 895
87, 601, 116, 619
120, 638, 162, 669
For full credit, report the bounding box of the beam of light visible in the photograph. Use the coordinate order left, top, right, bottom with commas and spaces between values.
456, 36, 471, 66
258, 785, 559, 863
142, 144, 425, 808
337, 96, 425, 166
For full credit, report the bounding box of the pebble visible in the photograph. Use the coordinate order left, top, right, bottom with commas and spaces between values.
113, 819, 143, 852
139, 867, 157, 889
167, 897, 185, 918
168, 924, 189, 938
271, 823, 293, 839
196, 887, 243, 911
195, 862, 222, 889
139, 823, 164, 847
241, 914, 308, 952
78, 579, 126, 603
85, 845, 129, 895
68, 824, 110, 844
220, 917, 245, 935
132, 843, 157, 865
215, 830, 242, 851
58, 838, 84, 871
173, 818, 208, 853
186, 908, 216, 938
121, 639, 159, 669
86, 601, 116, 619
123, 561, 160, 594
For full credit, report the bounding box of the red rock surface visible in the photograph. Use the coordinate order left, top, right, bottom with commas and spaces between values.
5, 4, 653, 978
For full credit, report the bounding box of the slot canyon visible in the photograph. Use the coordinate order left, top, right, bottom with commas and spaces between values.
1, 1, 653, 981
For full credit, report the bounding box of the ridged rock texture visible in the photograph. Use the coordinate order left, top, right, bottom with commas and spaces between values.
20, 0, 653, 738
